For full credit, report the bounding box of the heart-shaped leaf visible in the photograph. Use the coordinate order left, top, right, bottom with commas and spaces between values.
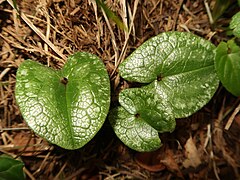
109, 107, 161, 152
119, 82, 176, 132
119, 32, 219, 118
215, 40, 240, 96
109, 82, 176, 151
0, 154, 25, 180
15, 52, 110, 149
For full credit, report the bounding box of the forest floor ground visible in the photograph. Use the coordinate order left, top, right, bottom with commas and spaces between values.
0, 0, 240, 179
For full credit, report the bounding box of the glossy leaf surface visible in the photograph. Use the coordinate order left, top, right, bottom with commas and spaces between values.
109, 83, 176, 151
230, 11, 240, 38
110, 32, 218, 152
15, 52, 110, 149
0, 155, 25, 180
119, 82, 176, 132
119, 32, 219, 118
109, 107, 161, 152
215, 40, 240, 96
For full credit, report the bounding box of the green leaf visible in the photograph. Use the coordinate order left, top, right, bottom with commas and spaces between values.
0, 155, 25, 180
95, 0, 127, 31
215, 40, 240, 96
119, 83, 176, 132
212, 0, 235, 23
230, 11, 240, 38
15, 52, 110, 150
110, 32, 218, 152
119, 32, 219, 118
109, 107, 161, 152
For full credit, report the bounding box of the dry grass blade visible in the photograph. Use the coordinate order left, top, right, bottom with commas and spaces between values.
214, 98, 240, 178
204, 0, 214, 24
23, 167, 36, 180
173, 0, 184, 30
225, 102, 240, 130
120, 0, 129, 38
5, 0, 66, 62
100, 1, 119, 65
0, 68, 11, 80
110, 0, 139, 77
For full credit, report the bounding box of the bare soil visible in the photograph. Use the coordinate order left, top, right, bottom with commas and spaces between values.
0, 0, 240, 179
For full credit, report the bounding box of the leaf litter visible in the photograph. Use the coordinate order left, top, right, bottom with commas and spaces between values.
0, 0, 240, 179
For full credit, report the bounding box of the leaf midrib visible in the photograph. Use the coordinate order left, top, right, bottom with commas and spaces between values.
162, 63, 215, 79
60, 71, 76, 148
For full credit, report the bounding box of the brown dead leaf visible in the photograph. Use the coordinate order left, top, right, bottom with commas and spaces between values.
161, 149, 184, 178
12, 131, 50, 156
134, 151, 166, 172
183, 136, 201, 168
